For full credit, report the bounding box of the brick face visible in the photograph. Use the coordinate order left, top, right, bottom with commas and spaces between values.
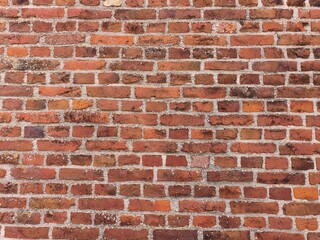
0, 0, 319, 239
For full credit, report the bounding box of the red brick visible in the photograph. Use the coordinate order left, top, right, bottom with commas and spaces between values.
11, 167, 55, 179
255, 232, 303, 240
138, 35, 180, 45
60, 168, 103, 181
231, 35, 274, 46
109, 169, 153, 182
104, 229, 148, 240
79, 198, 124, 210
230, 201, 279, 214
68, 9, 111, 19
30, 198, 74, 209
53, 227, 99, 239
252, 61, 297, 72
5, 227, 49, 239
154, 230, 197, 240
64, 60, 105, 70
258, 172, 305, 185
205, 9, 246, 19
204, 231, 250, 240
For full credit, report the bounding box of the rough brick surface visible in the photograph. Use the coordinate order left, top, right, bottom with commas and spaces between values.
0, 0, 320, 239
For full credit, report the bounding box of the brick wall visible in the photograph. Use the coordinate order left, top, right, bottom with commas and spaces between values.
0, 0, 320, 239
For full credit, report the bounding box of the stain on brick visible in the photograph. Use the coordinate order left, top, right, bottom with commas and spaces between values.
15, 59, 59, 70
24, 126, 44, 138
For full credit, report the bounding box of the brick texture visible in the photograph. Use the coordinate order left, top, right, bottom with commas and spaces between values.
0, 0, 320, 239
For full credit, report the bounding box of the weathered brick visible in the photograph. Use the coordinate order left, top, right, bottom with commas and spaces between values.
0, 0, 319, 238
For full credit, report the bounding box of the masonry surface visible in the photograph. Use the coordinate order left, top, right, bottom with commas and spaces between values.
0, 0, 320, 239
